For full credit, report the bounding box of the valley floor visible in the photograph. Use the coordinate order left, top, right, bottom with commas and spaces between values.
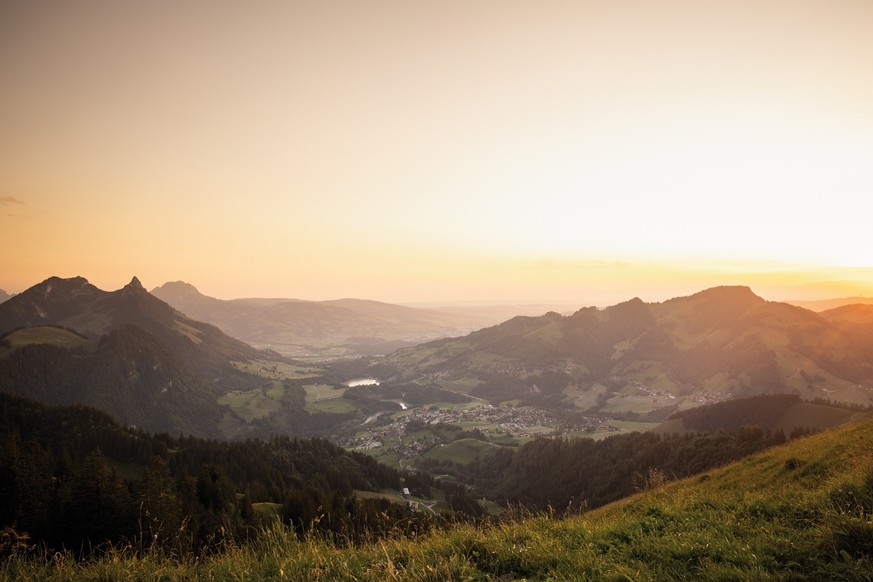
5, 416, 873, 580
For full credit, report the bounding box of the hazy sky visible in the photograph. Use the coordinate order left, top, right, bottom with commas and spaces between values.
3, 1, 873, 304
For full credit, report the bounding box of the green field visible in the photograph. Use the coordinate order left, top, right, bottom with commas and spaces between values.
564, 420, 660, 441
233, 359, 323, 380
303, 384, 346, 402
265, 381, 286, 399
302, 383, 355, 413
610, 419, 661, 431
305, 398, 357, 414
0, 326, 93, 355
419, 438, 502, 465
352, 489, 409, 506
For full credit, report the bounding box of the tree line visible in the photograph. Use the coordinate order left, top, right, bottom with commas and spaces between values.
420, 424, 798, 513
0, 393, 465, 556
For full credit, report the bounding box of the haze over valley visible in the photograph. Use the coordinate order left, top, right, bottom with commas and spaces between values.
3, 275, 872, 443
149, 280, 579, 359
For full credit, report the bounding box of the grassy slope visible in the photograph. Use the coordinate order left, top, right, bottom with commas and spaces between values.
419, 437, 502, 464
6, 418, 873, 580
0, 326, 92, 354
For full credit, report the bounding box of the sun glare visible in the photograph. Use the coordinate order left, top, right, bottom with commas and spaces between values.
1, 1, 872, 300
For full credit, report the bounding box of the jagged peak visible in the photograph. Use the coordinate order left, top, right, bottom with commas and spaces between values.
119, 277, 151, 298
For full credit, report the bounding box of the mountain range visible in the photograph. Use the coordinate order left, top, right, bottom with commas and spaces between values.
150, 281, 468, 358
5, 277, 873, 578
0, 288, 11, 303
385, 286, 873, 416
786, 296, 873, 312
150, 281, 573, 358
0, 276, 302, 437
5, 277, 873, 439
0, 276, 269, 387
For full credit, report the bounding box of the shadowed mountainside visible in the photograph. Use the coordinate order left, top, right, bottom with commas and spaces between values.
0, 276, 315, 438
0, 276, 270, 389
385, 286, 873, 415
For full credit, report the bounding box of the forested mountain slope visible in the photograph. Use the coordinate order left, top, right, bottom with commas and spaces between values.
0, 393, 457, 555
0, 277, 325, 438
0, 276, 270, 389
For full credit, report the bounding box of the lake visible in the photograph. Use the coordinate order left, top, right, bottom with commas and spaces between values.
346, 378, 381, 387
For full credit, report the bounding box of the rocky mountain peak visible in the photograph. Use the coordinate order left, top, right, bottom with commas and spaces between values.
125, 276, 144, 290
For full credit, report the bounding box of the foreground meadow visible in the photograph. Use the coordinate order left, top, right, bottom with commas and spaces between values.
4, 417, 873, 581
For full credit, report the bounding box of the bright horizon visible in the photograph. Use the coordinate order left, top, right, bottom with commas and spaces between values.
3, 1, 873, 305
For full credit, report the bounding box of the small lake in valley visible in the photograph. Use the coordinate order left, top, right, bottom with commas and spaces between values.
345, 378, 381, 387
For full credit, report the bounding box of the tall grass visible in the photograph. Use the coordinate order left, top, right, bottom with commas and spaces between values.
4, 419, 873, 580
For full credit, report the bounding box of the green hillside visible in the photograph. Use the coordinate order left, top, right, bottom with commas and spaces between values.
7, 415, 873, 579
0, 326, 93, 354
384, 286, 873, 416
419, 437, 502, 464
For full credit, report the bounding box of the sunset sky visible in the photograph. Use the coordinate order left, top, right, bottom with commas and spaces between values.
2, 1, 873, 305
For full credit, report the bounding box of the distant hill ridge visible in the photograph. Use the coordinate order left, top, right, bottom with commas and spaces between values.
150, 280, 473, 358
787, 296, 873, 312
387, 285, 873, 413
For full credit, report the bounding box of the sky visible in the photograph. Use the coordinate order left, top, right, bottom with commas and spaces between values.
2, 0, 873, 305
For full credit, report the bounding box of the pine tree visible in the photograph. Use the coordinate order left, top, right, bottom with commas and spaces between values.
139, 457, 182, 552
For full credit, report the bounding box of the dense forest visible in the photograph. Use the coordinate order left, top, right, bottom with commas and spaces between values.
0, 393, 457, 556
419, 396, 830, 512
474, 427, 791, 511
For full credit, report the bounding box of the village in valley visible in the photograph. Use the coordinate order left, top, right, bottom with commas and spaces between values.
334, 399, 620, 466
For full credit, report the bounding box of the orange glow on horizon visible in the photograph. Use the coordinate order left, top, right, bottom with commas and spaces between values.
2, 1, 872, 304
